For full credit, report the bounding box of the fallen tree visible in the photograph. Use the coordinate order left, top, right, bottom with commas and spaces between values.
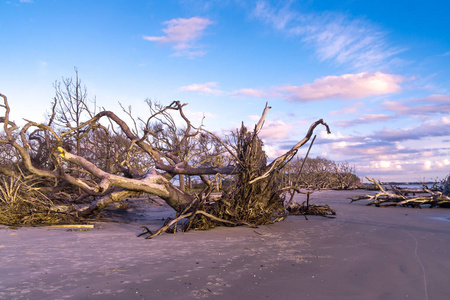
0, 90, 332, 235
350, 177, 450, 208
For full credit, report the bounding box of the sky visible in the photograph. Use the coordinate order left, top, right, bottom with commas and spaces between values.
1, 0, 449, 182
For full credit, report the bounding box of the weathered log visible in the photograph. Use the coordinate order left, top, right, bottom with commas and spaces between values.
1, 91, 334, 234
350, 177, 450, 208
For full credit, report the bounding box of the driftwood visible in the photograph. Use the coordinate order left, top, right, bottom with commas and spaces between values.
287, 197, 336, 219
350, 178, 450, 208
0, 91, 333, 234
282, 136, 336, 219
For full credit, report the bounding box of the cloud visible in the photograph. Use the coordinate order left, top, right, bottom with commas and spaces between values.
253, 1, 296, 30
277, 72, 403, 102
227, 72, 402, 102
336, 114, 394, 127
231, 88, 266, 98
185, 109, 216, 123
299, 14, 404, 70
436, 158, 450, 168
369, 121, 450, 142
259, 120, 294, 141
253, 1, 402, 70
143, 17, 213, 58
185, 72, 402, 102
421, 94, 450, 103
179, 82, 223, 95
382, 94, 450, 116
263, 144, 287, 159
330, 102, 364, 116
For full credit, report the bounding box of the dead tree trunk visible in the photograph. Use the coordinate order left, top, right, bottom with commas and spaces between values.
1, 93, 331, 232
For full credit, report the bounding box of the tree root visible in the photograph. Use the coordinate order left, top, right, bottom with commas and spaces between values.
287, 201, 336, 218
141, 209, 259, 239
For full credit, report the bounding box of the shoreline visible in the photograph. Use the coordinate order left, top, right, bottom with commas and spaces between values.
1, 189, 450, 299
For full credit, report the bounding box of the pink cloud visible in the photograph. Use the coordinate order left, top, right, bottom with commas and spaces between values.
330, 102, 364, 115
231, 88, 266, 98
277, 72, 403, 102
143, 17, 213, 57
383, 94, 450, 116
336, 114, 393, 127
259, 120, 293, 141
382, 101, 410, 113
179, 82, 223, 95
420, 94, 450, 103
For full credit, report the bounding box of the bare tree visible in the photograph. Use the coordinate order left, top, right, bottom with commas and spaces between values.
0, 92, 331, 235
53, 68, 96, 158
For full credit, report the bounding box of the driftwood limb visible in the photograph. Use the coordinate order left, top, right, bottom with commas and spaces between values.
249, 119, 330, 185
350, 177, 450, 208
1, 90, 336, 236
287, 201, 336, 218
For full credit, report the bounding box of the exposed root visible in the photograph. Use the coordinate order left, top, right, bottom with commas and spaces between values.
0, 174, 83, 226
287, 201, 336, 218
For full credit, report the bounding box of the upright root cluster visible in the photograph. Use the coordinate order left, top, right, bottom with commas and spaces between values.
145, 125, 287, 238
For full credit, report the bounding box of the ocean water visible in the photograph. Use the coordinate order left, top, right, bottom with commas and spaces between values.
382, 184, 440, 190
395, 184, 426, 189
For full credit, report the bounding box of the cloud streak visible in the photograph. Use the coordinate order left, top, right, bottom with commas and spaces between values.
182, 72, 403, 101
231, 88, 266, 98
258, 120, 294, 141
383, 94, 450, 116
369, 121, 450, 142
143, 17, 213, 58
179, 82, 223, 95
253, 1, 402, 71
276, 72, 403, 102
336, 114, 394, 127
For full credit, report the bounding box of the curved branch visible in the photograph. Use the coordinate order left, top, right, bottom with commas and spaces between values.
250, 119, 331, 185
155, 162, 235, 176
57, 147, 193, 211
0, 93, 19, 138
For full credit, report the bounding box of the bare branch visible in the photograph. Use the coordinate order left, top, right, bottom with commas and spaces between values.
255, 102, 271, 132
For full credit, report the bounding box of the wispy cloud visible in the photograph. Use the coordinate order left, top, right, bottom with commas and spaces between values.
330, 102, 364, 116
179, 82, 223, 95
336, 114, 394, 127
253, 1, 296, 30
143, 17, 213, 58
231, 88, 266, 98
259, 120, 294, 141
185, 109, 216, 123
186, 72, 402, 101
382, 94, 450, 116
369, 121, 450, 142
253, 1, 403, 70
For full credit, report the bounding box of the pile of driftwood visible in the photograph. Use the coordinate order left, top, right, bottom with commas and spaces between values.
286, 190, 336, 219
350, 178, 450, 208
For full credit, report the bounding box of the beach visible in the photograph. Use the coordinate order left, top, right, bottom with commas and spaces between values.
1, 189, 449, 300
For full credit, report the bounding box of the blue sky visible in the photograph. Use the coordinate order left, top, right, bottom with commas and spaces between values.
1, 0, 449, 182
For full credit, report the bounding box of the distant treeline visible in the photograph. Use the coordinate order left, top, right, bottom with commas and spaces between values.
275, 156, 360, 190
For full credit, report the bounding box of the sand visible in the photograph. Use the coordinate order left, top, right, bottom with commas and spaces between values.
1, 190, 449, 300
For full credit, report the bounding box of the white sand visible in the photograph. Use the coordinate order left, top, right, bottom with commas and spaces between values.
1, 190, 449, 300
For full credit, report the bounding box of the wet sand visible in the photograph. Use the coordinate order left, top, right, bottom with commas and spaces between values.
1, 190, 449, 300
